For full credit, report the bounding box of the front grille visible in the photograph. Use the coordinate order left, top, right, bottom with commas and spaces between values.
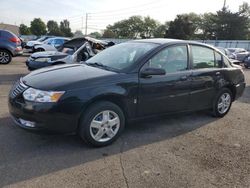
11, 79, 28, 98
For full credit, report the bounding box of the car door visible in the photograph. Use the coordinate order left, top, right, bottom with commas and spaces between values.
189, 45, 224, 110
137, 44, 192, 117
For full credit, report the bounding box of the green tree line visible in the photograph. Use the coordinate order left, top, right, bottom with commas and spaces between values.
102, 2, 250, 40
19, 18, 73, 37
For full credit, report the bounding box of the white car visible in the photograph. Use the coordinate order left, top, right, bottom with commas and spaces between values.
34, 37, 70, 52
25, 36, 54, 52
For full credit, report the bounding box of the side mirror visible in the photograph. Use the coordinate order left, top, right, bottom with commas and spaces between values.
140, 67, 166, 78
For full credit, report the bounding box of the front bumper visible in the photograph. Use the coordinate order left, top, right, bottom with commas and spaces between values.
8, 95, 80, 133
235, 82, 246, 100
26, 60, 51, 71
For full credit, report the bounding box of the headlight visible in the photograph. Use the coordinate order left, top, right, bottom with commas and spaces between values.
23, 88, 65, 102
35, 58, 51, 62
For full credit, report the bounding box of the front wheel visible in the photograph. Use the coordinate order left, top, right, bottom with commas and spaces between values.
79, 101, 125, 147
212, 88, 232, 117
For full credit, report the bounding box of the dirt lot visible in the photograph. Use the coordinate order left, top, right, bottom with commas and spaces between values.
0, 56, 250, 188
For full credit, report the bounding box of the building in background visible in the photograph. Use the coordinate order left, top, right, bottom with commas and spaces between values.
0, 23, 19, 36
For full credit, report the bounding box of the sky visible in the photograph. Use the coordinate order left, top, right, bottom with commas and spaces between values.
0, 0, 247, 34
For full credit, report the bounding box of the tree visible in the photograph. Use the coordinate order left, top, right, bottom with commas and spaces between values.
153, 22, 169, 38
30, 18, 46, 36
166, 13, 200, 39
140, 16, 159, 38
106, 16, 161, 38
102, 28, 117, 38
19, 24, 31, 35
47, 20, 61, 36
74, 30, 84, 37
89, 32, 102, 38
200, 13, 217, 39
215, 8, 249, 40
60, 20, 73, 37
107, 16, 144, 38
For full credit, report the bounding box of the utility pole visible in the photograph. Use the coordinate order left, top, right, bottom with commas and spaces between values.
81, 16, 84, 32
223, 0, 227, 9
85, 13, 88, 36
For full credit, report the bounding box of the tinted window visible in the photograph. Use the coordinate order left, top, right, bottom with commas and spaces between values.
147, 45, 188, 73
55, 39, 64, 45
191, 45, 216, 69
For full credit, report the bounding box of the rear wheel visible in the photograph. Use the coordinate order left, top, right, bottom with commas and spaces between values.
244, 65, 249, 69
0, 50, 12, 64
79, 101, 125, 147
212, 88, 232, 117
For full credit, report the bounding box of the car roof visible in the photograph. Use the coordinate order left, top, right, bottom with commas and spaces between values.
132, 38, 184, 44
129, 38, 219, 50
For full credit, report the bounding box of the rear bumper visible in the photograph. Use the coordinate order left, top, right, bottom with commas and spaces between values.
12, 47, 23, 56
235, 82, 246, 100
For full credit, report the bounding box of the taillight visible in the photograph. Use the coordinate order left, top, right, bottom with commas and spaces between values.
9, 37, 20, 43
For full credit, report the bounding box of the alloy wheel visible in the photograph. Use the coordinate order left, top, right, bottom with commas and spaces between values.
217, 93, 231, 114
90, 110, 120, 142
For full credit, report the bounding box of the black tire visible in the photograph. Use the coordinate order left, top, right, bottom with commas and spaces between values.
79, 101, 125, 147
52, 62, 65, 66
212, 88, 233, 117
0, 50, 12, 64
244, 65, 249, 69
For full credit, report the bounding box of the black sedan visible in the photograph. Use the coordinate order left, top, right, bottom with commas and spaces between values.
9, 39, 246, 146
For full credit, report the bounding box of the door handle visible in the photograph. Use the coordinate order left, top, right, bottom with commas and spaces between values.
180, 75, 188, 81
215, 72, 221, 75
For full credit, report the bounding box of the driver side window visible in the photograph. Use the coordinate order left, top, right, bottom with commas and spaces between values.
147, 45, 188, 73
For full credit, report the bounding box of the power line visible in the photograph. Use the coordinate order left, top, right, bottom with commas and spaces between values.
89, 0, 164, 15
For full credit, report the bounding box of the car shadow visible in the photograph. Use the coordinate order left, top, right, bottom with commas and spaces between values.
0, 110, 216, 187
237, 85, 250, 104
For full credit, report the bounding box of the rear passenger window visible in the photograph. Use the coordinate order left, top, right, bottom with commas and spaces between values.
191, 45, 216, 69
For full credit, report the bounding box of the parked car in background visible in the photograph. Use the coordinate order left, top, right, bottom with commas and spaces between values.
0, 29, 23, 64
33, 37, 70, 52
26, 37, 104, 70
227, 48, 250, 62
243, 55, 250, 68
216, 47, 237, 59
9, 39, 245, 146
216, 47, 241, 65
25, 36, 55, 52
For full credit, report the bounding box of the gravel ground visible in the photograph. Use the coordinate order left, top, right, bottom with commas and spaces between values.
0, 56, 250, 188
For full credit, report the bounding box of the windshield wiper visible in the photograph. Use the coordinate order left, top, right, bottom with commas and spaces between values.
86, 62, 118, 72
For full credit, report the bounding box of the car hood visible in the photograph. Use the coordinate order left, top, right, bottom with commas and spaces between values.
22, 64, 117, 91
27, 41, 42, 46
31, 51, 68, 59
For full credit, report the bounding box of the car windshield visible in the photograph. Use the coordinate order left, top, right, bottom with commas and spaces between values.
86, 42, 159, 71
37, 37, 48, 42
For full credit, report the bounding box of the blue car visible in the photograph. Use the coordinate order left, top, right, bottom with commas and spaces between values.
0, 29, 23, 64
